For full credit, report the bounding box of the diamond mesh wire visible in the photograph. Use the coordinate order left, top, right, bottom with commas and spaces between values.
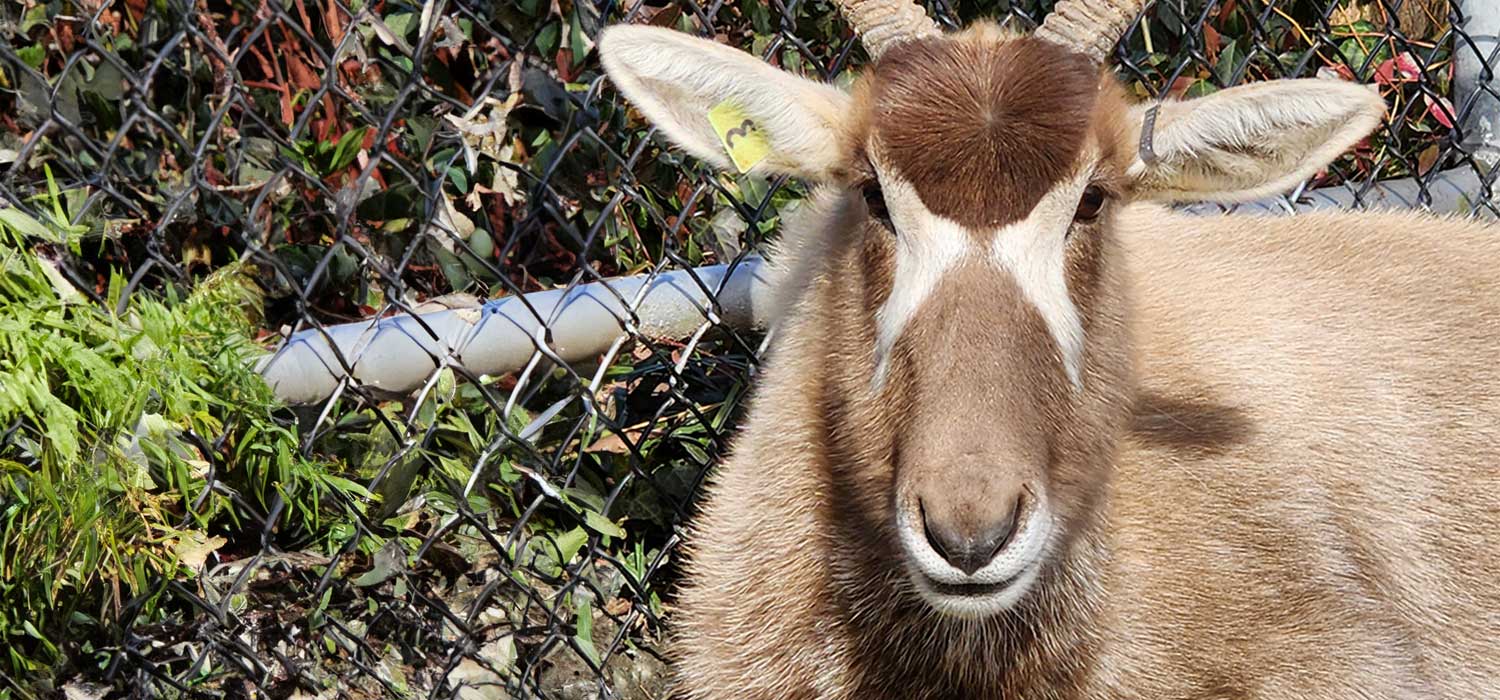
0, 0, 1488, 696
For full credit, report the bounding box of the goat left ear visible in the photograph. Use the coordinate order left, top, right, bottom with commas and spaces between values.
599, 25, 851, 181
1122, 79, 1387, 203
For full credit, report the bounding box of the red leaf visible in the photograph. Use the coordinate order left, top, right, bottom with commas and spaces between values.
1167, 75, 1197, 98
1373, 59, 1397, 86
1203, 24, 1221, 59
1394, 52, 1422, 80
284, 52, 321, 92
324, 1, 345, 44
1218, 0, 1238, 23
1425, 93, 1457, 129
556, 47, 577, 82
124, 0, 147, 25
1374, 52, 1423, 85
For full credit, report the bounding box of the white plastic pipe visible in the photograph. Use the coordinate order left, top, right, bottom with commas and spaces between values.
258, 259, 778, 404
259, 166, 1487, 405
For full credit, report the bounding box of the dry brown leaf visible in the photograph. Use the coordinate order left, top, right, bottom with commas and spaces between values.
585, 431, 635, 454
604, 598, 632, 616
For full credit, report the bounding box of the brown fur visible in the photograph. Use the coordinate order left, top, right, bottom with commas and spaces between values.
862, 33, 1099, 228
668, 22, 1500, 700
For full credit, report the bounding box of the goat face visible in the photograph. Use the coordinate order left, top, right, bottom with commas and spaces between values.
600, 8, 1383, 620
852, 33, 1126, 618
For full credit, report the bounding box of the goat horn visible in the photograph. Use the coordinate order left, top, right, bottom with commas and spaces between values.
1034, 0, 1143, 63
835, 0, 940, 60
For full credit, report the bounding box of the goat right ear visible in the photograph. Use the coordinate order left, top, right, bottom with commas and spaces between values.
599, 25, 851, 181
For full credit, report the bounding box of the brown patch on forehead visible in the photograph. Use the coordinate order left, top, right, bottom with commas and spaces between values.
867, 33, 1099, 228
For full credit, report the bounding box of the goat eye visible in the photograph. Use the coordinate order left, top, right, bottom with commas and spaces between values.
1074, 185, 1107, 223
862, 183, 893, 232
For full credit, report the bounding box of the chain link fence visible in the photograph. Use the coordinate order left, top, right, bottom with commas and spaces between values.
0, 0, 1494, 696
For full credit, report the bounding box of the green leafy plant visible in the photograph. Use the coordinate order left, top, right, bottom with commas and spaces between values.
0, 204, 365, 684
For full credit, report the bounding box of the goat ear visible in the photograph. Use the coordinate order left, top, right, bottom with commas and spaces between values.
599, 25, 850, 181
1122, 79, 1386, 203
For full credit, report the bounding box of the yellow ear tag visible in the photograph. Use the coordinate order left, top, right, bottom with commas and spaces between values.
708, 100, 771, 173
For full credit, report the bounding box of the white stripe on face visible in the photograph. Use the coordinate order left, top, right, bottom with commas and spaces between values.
870, 161, 1089, 391
872, 175, 972, 385
989, 170, 1089, 390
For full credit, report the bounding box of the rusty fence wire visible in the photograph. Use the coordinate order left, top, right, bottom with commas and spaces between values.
0, 0, 1494, 697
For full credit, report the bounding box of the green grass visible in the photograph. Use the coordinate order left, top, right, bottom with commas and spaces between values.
0, 198, 366, 688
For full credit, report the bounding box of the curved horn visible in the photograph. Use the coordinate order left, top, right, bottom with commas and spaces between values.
835, 0, 940, 60
1034, 0, 1143, 63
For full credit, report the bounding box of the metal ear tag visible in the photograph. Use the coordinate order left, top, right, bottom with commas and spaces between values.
1138, 103, 1161, 166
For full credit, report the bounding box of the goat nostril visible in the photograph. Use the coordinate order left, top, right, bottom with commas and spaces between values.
981, 494, 1025, 562
920, 501, 951, 561
918, 494, 1026, 576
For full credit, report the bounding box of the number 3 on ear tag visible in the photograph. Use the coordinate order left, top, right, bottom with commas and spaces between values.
709, 100, 771, 173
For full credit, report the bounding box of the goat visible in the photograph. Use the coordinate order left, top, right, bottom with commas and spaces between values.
599, 0, 1500, 696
